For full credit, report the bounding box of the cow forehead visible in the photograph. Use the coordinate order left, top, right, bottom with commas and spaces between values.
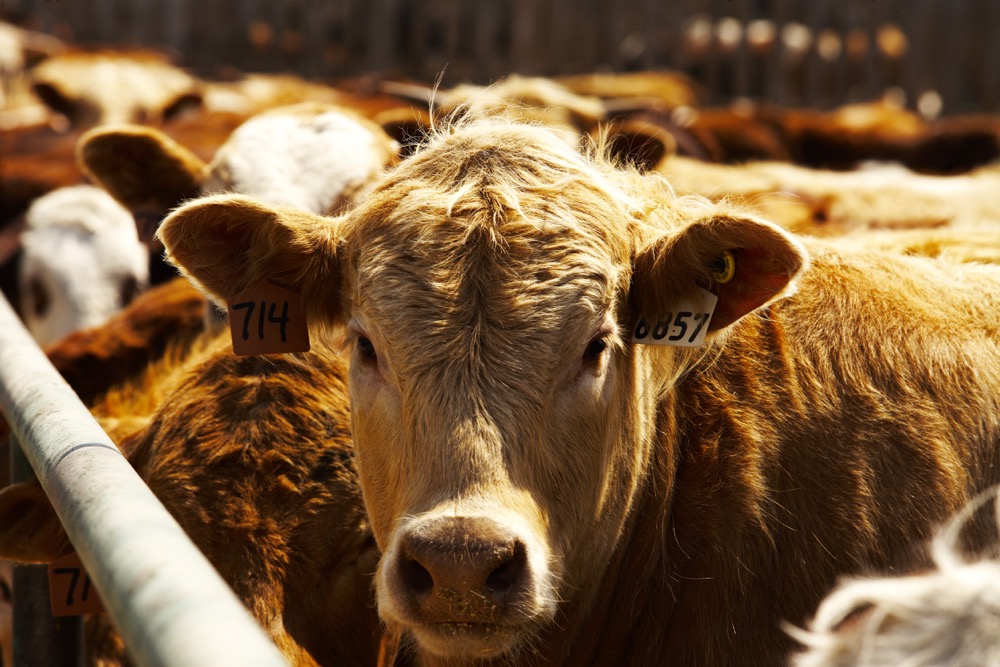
343, 129, 634, 347
343, 121, 636, 312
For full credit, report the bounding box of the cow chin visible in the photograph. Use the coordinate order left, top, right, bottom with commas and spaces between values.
409, 621, 529, 661
377, 512, 558, 661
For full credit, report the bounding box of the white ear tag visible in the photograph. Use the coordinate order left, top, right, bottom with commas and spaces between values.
632, 286, 718, 347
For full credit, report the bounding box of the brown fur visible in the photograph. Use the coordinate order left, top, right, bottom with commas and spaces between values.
78, 125, 207, 213
159, 118, 1000, 666
123, 336, 380, 666
0, 276, 380, 665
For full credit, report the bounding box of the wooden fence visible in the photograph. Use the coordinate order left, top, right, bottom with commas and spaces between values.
6, 0, 1000, 115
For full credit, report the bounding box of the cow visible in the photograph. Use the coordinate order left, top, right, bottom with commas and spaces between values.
17, 184, 149, 345
0, 20, 65, 130
789, 488, 1000, 667
28, 49, 203, 129
77, 101, 400, 286
0, 303, 383, 666
159, 117, 1000, 666
653, 152, 1000, 245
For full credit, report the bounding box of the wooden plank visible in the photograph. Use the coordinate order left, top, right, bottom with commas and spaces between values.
510, 0, 547, 76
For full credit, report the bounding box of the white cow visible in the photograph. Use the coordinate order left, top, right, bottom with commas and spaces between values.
790, 488, 1000, 667
18, 185, 149, 345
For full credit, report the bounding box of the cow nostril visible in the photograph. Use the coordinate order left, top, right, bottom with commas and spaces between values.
401, 556, 434, 596
485, 542, 527, 596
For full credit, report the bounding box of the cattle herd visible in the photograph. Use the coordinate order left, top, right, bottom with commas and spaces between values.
1, 19, 1000, 667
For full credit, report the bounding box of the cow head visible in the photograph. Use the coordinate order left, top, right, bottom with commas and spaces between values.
160, 119, 806, 663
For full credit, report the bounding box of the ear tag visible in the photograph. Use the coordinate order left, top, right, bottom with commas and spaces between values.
632, 286, 718, 348
48, 551, 105, 616
227, 281, 311, 356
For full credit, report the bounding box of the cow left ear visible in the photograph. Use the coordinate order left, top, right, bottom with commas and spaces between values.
631, 213, 808, 337
158, 194, 346, 325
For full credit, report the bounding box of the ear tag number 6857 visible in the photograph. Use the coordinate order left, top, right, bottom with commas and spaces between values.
632, 287, 718, 348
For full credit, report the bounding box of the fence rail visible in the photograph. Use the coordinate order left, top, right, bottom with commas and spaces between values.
0, 292, 288, 667
5, 0, 1000, 115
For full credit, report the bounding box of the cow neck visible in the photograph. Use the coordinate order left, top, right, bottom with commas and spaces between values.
530, 390, 685, 666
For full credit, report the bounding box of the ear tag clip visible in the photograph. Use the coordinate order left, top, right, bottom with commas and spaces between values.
712, 251, 736, 284
227, 281, 311, 356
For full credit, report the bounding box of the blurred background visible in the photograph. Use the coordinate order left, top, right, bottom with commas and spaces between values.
4, 0, 998, 117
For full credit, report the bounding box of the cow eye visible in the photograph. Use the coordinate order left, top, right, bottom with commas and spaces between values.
357, 335, 378, 362
119, 275, 140, 308
29, 276, 50, 318
582, 336, 608, 363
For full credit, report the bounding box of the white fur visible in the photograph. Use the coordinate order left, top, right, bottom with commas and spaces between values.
789, 490, 1000, 667
18, 185, 149, 345
203, 108, 395, 214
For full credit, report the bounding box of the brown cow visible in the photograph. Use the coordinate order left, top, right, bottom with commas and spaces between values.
0, 313, 381, 666
654, 153, 1000, 247
28, 49, 203, 128
159, 118, 1000, 666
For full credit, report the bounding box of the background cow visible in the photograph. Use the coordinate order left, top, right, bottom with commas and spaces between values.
17, 184, 149, 345
789, 487, 1000, 667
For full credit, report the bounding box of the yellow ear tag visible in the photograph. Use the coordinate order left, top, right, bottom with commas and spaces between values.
712, 251, 736, 284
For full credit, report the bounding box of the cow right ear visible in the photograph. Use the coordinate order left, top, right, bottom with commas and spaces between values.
158, 194, 345, 325
0, 480, 71, 564
77, 125, 207, 214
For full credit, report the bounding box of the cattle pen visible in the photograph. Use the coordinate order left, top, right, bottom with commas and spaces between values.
3, 0, 1000, 665
0, 291, 289, 667
7, 0, 1000, 116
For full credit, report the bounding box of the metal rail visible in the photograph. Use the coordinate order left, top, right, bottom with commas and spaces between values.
0, 293, 289, 667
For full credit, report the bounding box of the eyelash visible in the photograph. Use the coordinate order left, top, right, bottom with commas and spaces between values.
583, 336, 609, 363
356, 335, 377, 362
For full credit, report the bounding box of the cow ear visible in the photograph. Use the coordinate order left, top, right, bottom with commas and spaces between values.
601, 119, 676, 173
158, 194, 344, 324
32, 81, 87, 126
373, 106, 430, 160
77, 125, 207, 214
0, 480, 71, 563
632, 213, 807, 335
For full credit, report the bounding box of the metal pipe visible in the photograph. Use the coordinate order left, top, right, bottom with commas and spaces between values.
0, 293, 288, 667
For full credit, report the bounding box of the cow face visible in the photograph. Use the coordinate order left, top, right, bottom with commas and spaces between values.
161, 120, 805, 663
19, 185, 150, 346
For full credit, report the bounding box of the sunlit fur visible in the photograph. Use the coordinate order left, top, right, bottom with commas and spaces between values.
160, 117, 1000, 666
434, 76, 607, 148
658, 153, 1000, 248
790, 488, 1000, 667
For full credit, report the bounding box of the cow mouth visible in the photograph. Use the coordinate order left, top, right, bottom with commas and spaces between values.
410, 621, 528, 659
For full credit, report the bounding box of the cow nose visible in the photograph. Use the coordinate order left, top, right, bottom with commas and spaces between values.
396, 516, 529, 620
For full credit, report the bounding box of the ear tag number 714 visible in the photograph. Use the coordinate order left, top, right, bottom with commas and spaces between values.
228, 281, 310, 355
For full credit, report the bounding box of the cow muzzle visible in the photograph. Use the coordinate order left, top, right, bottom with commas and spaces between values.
380, 514, 554, 658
